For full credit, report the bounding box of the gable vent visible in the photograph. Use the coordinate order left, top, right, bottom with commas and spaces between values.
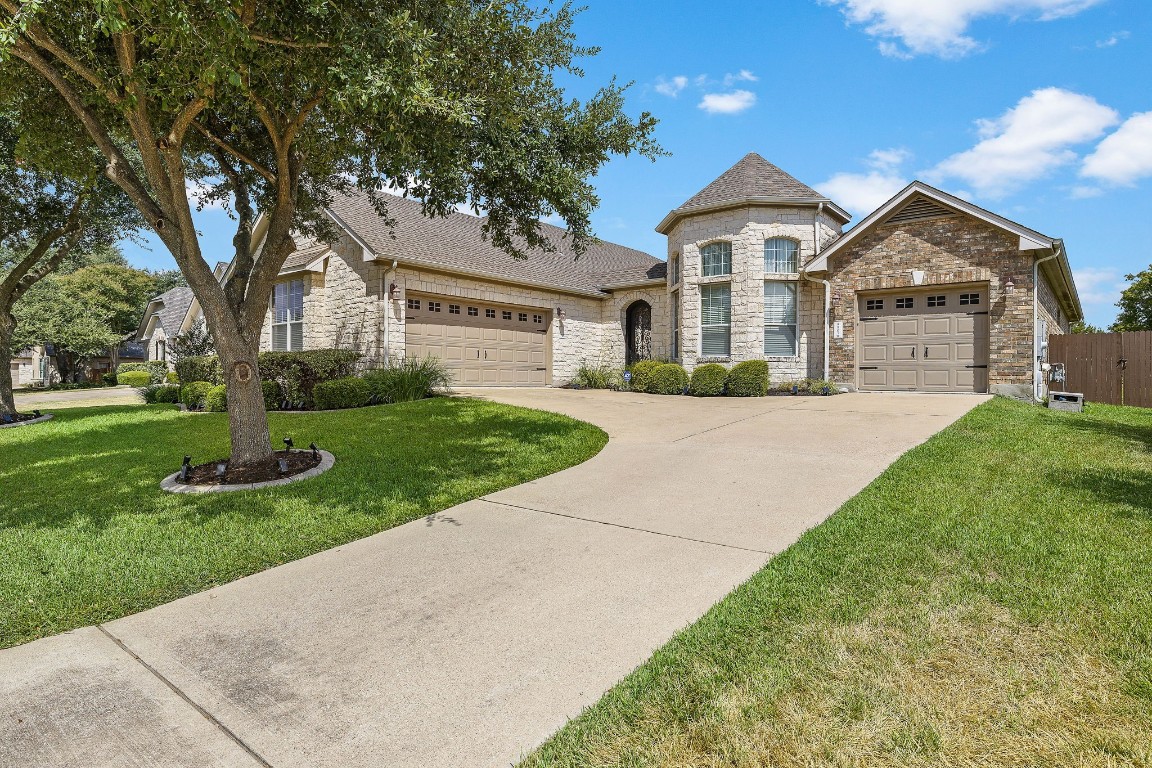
884, 196, 957, 225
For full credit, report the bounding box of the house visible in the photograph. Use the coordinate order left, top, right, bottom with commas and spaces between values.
8, 339, 146, 388
143, 153, 1081, 398
9, 346, 53, 388
137, 286, 197, 368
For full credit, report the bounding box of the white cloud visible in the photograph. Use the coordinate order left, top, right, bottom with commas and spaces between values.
655, 75, 688, 98
816, 147, 911, 215
1069, 184, 1104, 198
928, 87, 1119, 197
1082, 112, 1152, 186
1096, 30, 1129, 47
826, 0, 1106, 58
1073, 266, 1126, 310
698, 90, 757, 115
723, 70, 758, 86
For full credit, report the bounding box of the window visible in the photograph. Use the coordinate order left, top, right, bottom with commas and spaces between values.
701, 242, 732, 277
272, 279, 305, 351
700, 283, 731, 356
467, 306, 478, 316
896, 297, 914, 309
764, 281, 798, 356
533, 314, 543, 323
960, 293, 980, 306
518, 312, 528, 322
502, 310, 512, 320
485, 308, 496, 318
156, 339, 166, 362
669, 253, 680, 285
927, 295, 946, 307
764, 238, 799, 273
671, 292, 680, 359
406, 298, 420, 310
866, 298, 884, 311
449, 304, 460, 314
428, 301, 441, 312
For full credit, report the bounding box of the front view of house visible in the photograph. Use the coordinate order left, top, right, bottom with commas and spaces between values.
140, 153, 1082, 398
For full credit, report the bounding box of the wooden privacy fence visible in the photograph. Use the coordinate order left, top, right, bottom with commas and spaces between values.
1048, 331, 1152, 408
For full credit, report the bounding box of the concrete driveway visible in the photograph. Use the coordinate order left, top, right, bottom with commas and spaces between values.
1, 389, 985, 768
14, 385, 142, 410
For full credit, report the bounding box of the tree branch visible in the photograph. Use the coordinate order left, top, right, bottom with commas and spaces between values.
250, 33, 331, 49
192, 122, 276, 183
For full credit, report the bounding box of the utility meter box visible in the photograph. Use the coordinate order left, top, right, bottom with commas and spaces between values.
1048, 391, 1084, 413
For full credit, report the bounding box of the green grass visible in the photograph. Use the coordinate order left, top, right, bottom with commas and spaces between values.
521, 398, 1152, 767
0, 398, 606, 649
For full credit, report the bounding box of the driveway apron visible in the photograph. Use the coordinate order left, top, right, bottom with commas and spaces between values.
0, 390, 985, 767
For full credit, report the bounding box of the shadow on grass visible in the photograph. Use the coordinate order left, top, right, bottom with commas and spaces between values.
1047, 466, 1152, 521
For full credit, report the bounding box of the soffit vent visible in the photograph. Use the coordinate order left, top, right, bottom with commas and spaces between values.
884, 196, 957, 226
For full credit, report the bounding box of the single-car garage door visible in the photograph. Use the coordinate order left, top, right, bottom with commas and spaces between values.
404, 294, 550, 386
857, 286, 989, 393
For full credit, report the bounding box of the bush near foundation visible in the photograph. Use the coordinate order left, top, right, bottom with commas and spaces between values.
363, 358, 451, 404
573, 362, 621, 390
689, 364, 728, 396
205, 385, 227, 412
116, 370, 151, 387
262, 380, 282, 411
313, 377, 372, 410
259, 349, 361, 409
648, 363, 689, 395
174, 355, 222, 385
142, 384, 180, 404
116, 361, 168, 384
628, 359, 662, 393
726, 360, 770, 397
180, 381, 214, 410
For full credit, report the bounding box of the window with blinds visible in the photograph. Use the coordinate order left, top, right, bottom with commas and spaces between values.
764, 281, 797, 356
764, 238, 799, 273
272, 279, 305, 351
701, 242, 732, 277
701, 283, 731, 356
671, 291, 680, 358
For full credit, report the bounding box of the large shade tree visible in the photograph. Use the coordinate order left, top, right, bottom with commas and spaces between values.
1110, 264, 1152, 332
0, 113, 140, 416
0, 0, 660, 465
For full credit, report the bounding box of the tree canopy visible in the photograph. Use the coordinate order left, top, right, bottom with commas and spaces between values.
1111, 265, 1152, 332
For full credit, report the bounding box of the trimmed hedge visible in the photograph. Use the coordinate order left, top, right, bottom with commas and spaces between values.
116, 361, 168, 384
258, 349, 361, 409
262, 379, 282, 411
165, 371, 179, 384
174, 355, 222, 385
205, 385, 227, 412
180, 381, 214, 410
648, 363, 689, 395
116, 370, 151, 387
628, 360, 662, 393
689, 363, 728, 396
726, 360, 770, 397
142, 384, 180, 404
313, 376, 371, 410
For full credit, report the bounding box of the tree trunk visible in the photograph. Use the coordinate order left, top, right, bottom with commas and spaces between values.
216, 334, 272, 468
0, 312, 16, 417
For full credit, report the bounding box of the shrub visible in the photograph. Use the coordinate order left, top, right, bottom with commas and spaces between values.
628, 359, 662, 393
205, 385, 227, 412
141, 384, 180, 404
180, 381, 214, 410
116, 370, 151, 387
116, 361, 168, 384
165, 371, 179, 384
689, 363, 728, 396
647, 363, 689, 395
726, 360, 770, 397
363, 358, 451, 404
101, 372, 117, 386
313, 376, 371, 410
771, 378, 842, 396
262, 379, 282, 411
174, 355, 222, 385
573, 362, 621, 390
259, 349, 361, 409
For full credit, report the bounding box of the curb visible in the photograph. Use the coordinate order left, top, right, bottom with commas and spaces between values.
159, 449, 336, 494
0, 413, 54, 429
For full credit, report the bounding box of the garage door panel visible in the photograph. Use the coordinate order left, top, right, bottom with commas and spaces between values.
861, 369, 889, 387
924, 343, 951, 359
863, 323, 889, 338
892, 369, 917, 387
862, 345, 888, 362
892, 344, 917, 361
891, 319, 919, 336
922, 369, 952, 387
922, 317, 952, 335
956, 369, 975, 388
956, 316, 975, 334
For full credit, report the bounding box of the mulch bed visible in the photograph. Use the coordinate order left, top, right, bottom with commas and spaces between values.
1, 412, 46, 424
178, 449, 322, 486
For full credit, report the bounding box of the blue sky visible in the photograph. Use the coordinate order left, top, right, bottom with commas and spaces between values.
122, 0, 1152, 327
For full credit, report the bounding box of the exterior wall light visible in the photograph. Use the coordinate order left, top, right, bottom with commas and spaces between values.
1004, 277, 1016, 294
389, 281, 399, 299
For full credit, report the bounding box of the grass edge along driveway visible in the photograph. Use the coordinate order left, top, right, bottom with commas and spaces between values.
0, 397, 607, 649
521, 397, 1152, 767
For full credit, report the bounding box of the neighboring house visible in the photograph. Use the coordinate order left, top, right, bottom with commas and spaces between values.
136, 286, 199, 369
140, 152, 1082, 397
9, 346, 53, 388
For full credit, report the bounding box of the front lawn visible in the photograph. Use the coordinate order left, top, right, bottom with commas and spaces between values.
522, 398, 1152, 767
0, 398, 606, 649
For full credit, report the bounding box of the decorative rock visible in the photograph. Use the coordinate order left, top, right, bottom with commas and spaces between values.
159, 449, 335, 494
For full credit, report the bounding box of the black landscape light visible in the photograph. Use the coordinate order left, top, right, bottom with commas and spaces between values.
215, 462, 227, 479
283, 436, 294, 451
32, 409, 41, 418
1, 413, 12, 424
277, 457, 289, 475
309, 442, 319, 460
178, 455, 191, 482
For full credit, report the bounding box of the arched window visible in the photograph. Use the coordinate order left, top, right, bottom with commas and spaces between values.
764, 238, 799, 273
700, 242, 732, 277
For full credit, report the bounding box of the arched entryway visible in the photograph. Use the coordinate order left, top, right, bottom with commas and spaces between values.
625, 300, 652, 366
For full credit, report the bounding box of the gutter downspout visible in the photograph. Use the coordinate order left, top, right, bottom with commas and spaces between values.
382, 260, 398, 365
800, 202, 832, 382
1033, 245, 1060, 402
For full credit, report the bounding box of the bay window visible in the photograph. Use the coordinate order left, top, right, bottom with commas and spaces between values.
701, 242, 732, 277
701, 283, 731, 356
764, 281, 798, 356
764, 238, 799, 273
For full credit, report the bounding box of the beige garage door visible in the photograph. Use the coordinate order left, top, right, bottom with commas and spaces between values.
404, 295, 550, 386
857, 286, 989, 393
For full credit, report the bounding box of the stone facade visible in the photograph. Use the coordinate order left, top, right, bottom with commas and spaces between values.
823, 215, 1050, 395
666, 205, 842, 380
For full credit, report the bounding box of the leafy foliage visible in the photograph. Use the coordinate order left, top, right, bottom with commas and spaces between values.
141, 384, 180, 404
689, 363, 728, 396
116, 370, 150, 387
116, 361, 168, 385
205, 385, 227, 413
726, 360, 770, 397
169, 320, 215, 362
1070, 320, 1104, 334
647, 363, 689, 395
180, 381, 215, 410
1111, 265, 1152, 332
573, 362, 622, 390
261, 379, 282, 411
258, 349, 361, 410
362, 358, 452, 404
175, 355, 223, 385
313, 377, 372, 411
628, 360, 663, 393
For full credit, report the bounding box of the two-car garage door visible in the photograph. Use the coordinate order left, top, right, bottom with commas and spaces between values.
858, 286, 989, 393
404, 294, 550, 386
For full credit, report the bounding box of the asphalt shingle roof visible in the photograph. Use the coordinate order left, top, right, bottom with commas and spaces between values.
679, 153, 827, 209
326, 190, 663, 295
151, 286, 194, 336
280, 238, 330, 272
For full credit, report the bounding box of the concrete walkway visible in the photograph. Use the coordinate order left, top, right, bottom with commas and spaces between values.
14, 385, 142, 410
1, 390, 985, 768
